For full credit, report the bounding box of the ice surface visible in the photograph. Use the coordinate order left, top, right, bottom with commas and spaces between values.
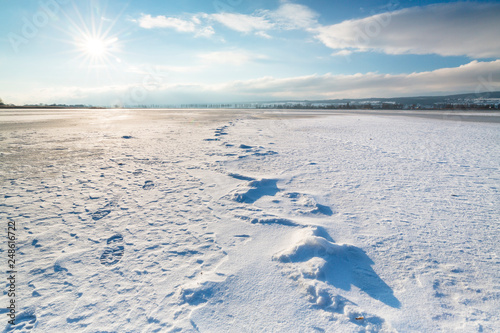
1, 109, 499, 332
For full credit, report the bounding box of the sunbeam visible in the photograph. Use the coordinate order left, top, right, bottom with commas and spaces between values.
61, 1, 124, 72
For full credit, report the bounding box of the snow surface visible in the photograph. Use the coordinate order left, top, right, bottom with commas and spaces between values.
1, 109, 499, 332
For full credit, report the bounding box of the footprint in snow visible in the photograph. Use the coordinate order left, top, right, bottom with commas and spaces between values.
3, 309, 37, 332
214, 128, 228, 137
91, 209, 111, 221
231, 178, 280, 204
143, 180, 155, 190
100, 234, 125, 267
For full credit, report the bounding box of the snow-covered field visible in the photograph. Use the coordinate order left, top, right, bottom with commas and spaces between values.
1, 109, 499, 332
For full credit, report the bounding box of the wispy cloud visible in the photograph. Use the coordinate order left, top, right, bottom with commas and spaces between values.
136, 14, 214, 37
331, 50, 353, 57
270, 2, 319, 30
210, 3, 319, 33
198, 50, 267, 66
314, 2, 500, 58
134, 2, 320, 39
255, 31, 272, 39
209, 3, 319, 36
210, 13, 274, 34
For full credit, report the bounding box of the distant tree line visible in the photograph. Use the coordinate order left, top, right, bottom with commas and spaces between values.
0, 102, 105, 109
253, 102, 499, 110
433, 103, 499, 110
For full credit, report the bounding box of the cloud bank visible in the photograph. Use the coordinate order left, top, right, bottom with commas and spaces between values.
10, 60, 499, 105
219, 60, 500, 99
315, 2, 500, 58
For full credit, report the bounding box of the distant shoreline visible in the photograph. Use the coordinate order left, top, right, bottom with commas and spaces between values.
1, 108, 500, 127
1, 106, 500, 112
0, 106, 107, 109
2, 90, 499, 111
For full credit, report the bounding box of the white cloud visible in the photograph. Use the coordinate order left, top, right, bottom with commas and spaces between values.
331, 50, 353, 57
137, 14, 214, 37
198, 51, 267, 66
195, 26, 215, 38
255, 31, 272, 39
138, 14, 196, 32
208, 3, 318, 36
271, 3, 319, 30
314, 2, 500, 58
210, 13, 274, 33
134, 3, 319, 40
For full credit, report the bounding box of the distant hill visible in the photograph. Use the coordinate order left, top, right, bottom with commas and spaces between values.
260, 92, 500, 106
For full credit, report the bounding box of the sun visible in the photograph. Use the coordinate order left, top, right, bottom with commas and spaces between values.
84, 38, 107, 57
78, 35, 118, 60
62, 3, 124, 70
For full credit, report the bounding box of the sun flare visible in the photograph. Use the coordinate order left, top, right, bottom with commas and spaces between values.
79, 36, 118, 59
84, 38, 107, 57
61, 1, 126, 72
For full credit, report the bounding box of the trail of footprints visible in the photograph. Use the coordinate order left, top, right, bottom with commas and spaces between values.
202, 122, 395, 331
90, 177, 155, 266
2, 122, 393, 332
6, 132, 229, 332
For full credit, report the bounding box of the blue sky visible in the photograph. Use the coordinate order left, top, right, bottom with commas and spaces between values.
1, 0, 499, 106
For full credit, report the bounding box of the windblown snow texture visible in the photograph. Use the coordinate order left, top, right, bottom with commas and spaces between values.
1, 109, 498, 332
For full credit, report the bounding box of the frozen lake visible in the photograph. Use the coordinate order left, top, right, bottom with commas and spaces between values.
1, 109, 499, 332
